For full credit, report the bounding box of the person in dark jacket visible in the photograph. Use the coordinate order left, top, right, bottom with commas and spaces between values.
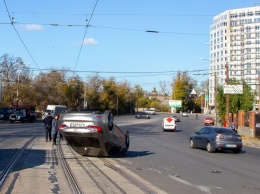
43, 112, 53, 142
52, 115, 59, 145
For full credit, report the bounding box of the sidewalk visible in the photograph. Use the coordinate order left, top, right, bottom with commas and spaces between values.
242, 137, 260, 148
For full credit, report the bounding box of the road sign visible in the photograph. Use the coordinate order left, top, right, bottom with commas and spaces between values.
223, 85, 243, 94
169, 100, 182, 108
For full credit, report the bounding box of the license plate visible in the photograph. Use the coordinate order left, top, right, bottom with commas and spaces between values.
226, 144, 236, 148
70, 123, 85, 128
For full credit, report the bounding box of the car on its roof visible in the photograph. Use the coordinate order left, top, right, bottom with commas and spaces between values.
204, 117, 214, 125
171, 114, 180, 122
58, 110, 129, 157
135, 112, 150, 119
190, 126, 242, 153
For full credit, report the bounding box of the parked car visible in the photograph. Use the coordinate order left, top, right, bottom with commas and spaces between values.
58, 110, 129, 157
171, 114, 180, 122
9, 106, 37, 123
182, 112, 188, 117
204, 117, 214, 125
190, 126, 242, 153
0, 106, 14, 120
135, 112, 150, 119
162, 117, 176, 132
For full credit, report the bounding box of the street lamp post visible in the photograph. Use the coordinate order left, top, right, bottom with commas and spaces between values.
16, 63, 21, 107
225, 63, 229, 127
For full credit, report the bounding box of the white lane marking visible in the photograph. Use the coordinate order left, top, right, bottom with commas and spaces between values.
169, 174, 212, 194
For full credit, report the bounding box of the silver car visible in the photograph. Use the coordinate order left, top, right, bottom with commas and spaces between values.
58, 110, 129, 157
190, 126, 242, 153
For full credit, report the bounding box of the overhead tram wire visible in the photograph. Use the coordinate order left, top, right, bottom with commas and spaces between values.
72, 0, 99, 75
3, 0, 42, 73
4, 21, 209, 37
2, 11, 215, 17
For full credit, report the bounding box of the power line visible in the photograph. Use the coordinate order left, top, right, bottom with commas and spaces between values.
1, 21, 210, 36
73, 0, 99, 74
3, 0, 42, 73
0, 11, 215, 17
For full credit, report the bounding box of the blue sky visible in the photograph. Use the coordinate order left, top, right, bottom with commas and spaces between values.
0, 0, 258, 93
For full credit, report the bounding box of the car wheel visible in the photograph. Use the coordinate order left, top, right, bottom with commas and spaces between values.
125, 131, 130, 149
190, 139, 196, 148
106, 111, 114, 131
206, 142, 215, 153
233, 149, 241, 154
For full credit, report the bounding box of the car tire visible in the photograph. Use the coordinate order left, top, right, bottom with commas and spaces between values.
233, 149, 241, 154
206, 142, 215, 153
190, 139, 196, 148
125, 131, 130, 149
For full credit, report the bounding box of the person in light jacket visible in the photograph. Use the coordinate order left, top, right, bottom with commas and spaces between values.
52, 115, 59, 145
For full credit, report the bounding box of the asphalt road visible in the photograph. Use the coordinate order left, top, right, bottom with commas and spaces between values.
0, 114, 259, 194
114, 113, 260, 194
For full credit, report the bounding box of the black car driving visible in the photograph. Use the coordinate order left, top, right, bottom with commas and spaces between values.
135, 112, 150, 119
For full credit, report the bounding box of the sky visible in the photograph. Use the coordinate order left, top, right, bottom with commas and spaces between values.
0, 0, 259, 94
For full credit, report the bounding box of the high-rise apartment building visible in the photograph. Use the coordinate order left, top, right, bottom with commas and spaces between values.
209, 6, 260, 111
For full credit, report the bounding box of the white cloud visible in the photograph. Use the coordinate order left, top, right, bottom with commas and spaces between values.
24, 24, 44, 31
83, 38, 98, 45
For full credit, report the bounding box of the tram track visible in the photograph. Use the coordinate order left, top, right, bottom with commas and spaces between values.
57, 139, 157, 194
57, 140, 83, 194
0, 137, 36, 189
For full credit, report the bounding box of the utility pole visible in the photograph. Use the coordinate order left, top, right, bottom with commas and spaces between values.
214, 72, 217, 126
225, 63, 229, 127
258, 75, 260, 111
16, 63, 21, 107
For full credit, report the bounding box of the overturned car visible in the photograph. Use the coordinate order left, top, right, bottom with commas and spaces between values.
58, 110, 129, 157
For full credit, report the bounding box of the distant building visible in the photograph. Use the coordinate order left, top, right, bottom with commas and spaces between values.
209, 5, 260, 111
147, 87, 170, 106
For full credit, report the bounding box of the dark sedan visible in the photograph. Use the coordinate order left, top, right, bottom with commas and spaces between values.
190, 126, 242, 153
172, 114, 180, 122
135, 112, 150, 119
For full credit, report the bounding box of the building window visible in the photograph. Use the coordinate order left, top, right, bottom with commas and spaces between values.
246, 33, 251, 39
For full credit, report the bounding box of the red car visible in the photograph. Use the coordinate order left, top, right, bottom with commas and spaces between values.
204, 117, 214, 126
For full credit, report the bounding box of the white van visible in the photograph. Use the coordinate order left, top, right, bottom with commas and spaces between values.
42, 105, 67, 119
162, 117, 176, 132
145, 108, 156, 115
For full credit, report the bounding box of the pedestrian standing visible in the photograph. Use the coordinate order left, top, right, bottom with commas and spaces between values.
43, 112, 53, 142
230, 122, 236, 132
52, 115, 59, 145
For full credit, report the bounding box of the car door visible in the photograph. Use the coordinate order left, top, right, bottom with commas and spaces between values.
200, 128, 212, 148
193, 127, 206, 148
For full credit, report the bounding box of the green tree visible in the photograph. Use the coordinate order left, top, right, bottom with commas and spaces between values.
172, 71, 193, 111
64, 76, 84, 110
100, 78, 117, 112
32, 70, 67, 110
85, 74, 103, 110
216, 79, 256, 124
